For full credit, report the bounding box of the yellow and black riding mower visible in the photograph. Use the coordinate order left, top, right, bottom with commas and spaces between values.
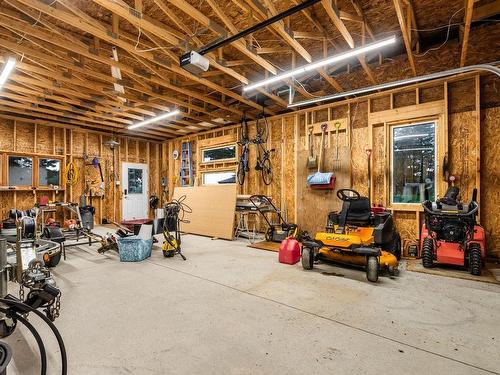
301, 189, 400, 282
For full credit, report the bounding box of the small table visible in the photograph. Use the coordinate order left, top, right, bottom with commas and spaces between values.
234, 210, 261, 243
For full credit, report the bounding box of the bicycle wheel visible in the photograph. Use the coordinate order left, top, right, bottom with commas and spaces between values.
237, 159, 246, 185
261, 156, 273, 185
240, 116, 248, 142
256, 113, 269, 143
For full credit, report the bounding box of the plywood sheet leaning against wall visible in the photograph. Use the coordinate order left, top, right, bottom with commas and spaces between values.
172, 185, 237, 240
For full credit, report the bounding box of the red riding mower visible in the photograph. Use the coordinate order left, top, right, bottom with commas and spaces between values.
420, 184, 485, 275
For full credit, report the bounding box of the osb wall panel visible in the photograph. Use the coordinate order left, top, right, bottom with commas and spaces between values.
296, 125, 349, 234
448, 111, 478, 199
0, 121, 13, 151
16, 123, 34, 153
54, 128, 65, 155
0, 122, 161, 223
419, 85, 444, 104
394, 211, 418, 242
270, 118, 282, 214
86, 133, 100, 157
481, 107, 500, 257
350, 101, 369, 196
283, 115, 296, 223
449, 79, 476, 113
371, 96, 391, 112
36, 126, 53, 155
394, 90, 416, 108
72, 132, 85, 156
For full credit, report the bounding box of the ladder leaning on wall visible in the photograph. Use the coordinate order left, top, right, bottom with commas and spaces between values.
180, 142, 193, 186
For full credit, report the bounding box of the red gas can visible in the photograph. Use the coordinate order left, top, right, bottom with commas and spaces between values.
279, 238, 301, 265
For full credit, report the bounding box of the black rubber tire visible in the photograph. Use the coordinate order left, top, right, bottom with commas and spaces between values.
301, 247, 314, 270
469, 243, 482, 276
261, 157, 273, 185
422, 237, 434, 268
366, 256, 379, 282
237, 160, 246, 185
45, 251, 62, 268
163, 250, 175, 258
390, 233, 402, 260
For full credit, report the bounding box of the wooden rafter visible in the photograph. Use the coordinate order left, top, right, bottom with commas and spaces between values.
460, 0, 474, 67
392, 0, 417, 75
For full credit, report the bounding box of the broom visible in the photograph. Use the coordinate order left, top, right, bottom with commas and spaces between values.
307, 123, 334, 188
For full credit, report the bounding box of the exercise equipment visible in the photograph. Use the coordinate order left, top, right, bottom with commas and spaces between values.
420, 178, 485, 275
301, 189, 400, 282
162, 195, 191, 260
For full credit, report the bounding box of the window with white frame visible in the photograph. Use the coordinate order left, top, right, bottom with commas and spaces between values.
201, 144, 236, 163
202, 171, 236, 185
391, 122, 436, 204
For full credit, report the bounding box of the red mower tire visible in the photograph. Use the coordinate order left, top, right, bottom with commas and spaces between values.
301, 247, 314, 270
366, 256, 379, 282
469, 243, 482, 276
422, 238, 434, 268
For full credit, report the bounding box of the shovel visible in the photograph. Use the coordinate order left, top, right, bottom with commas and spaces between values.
333, 121, 342, 171
306, 128, 318, 169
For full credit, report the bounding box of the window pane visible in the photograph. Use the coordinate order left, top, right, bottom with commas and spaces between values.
392, 123, 435, 203
202, 145, 236, 163
128, 168, 143, 194
9, 156, 33, 186
203, 171, 236, 185
39, 159, 61, 186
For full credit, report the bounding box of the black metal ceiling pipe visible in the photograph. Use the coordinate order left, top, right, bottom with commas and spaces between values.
198, 0, 322, 55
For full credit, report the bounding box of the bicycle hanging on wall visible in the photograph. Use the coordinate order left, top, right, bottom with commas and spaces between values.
237, 112, 274, 186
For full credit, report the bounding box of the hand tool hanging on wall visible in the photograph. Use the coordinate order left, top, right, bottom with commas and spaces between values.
306, 128, 318, 169
307, 124, 335, 190
332, 121, 342, 171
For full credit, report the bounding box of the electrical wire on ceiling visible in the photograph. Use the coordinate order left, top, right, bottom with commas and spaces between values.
413, 7, 464, 57
15, 10, 42, 45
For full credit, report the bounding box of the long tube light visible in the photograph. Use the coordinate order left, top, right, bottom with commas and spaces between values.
0, 57, 16, 89
288, 63, 500, 108
127, 110, 180, 130
243, 36, 396, 92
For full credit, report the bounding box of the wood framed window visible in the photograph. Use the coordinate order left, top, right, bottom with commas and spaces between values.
8, 155, 33, 186
201, 170, 236, 185
390, 121, 437, 205
38, 158, 62, 187
200, 144, 237, 164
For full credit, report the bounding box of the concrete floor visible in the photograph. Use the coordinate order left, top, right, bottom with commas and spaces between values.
5, 230, 500, 375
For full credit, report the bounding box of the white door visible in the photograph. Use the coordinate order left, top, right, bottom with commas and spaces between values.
122, 162, 149, 220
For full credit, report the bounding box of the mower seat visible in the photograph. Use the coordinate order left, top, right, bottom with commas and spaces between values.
345, 197, 372, 225
326, 197, 372, 230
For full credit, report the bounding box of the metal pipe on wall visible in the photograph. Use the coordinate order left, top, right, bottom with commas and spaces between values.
288, 63, 500, 108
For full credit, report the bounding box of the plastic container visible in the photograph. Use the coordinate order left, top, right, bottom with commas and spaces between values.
117, 236, 153, 262
279, 238, 301, 265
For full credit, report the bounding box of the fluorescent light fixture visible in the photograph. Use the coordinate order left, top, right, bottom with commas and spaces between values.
243, 36, 396, 92
128, 110, 180, 130
0, 57, 16, 89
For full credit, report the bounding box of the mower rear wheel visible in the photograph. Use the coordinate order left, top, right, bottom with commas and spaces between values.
301, 247, 314, 270
44, 251, 62, 268
422, 238, 434, 268
366, 256, 379, 282
469, 243, 482, 276
390, 234, 402, 260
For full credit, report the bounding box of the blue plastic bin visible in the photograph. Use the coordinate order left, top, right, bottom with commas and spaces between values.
117, 236, 153, 262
